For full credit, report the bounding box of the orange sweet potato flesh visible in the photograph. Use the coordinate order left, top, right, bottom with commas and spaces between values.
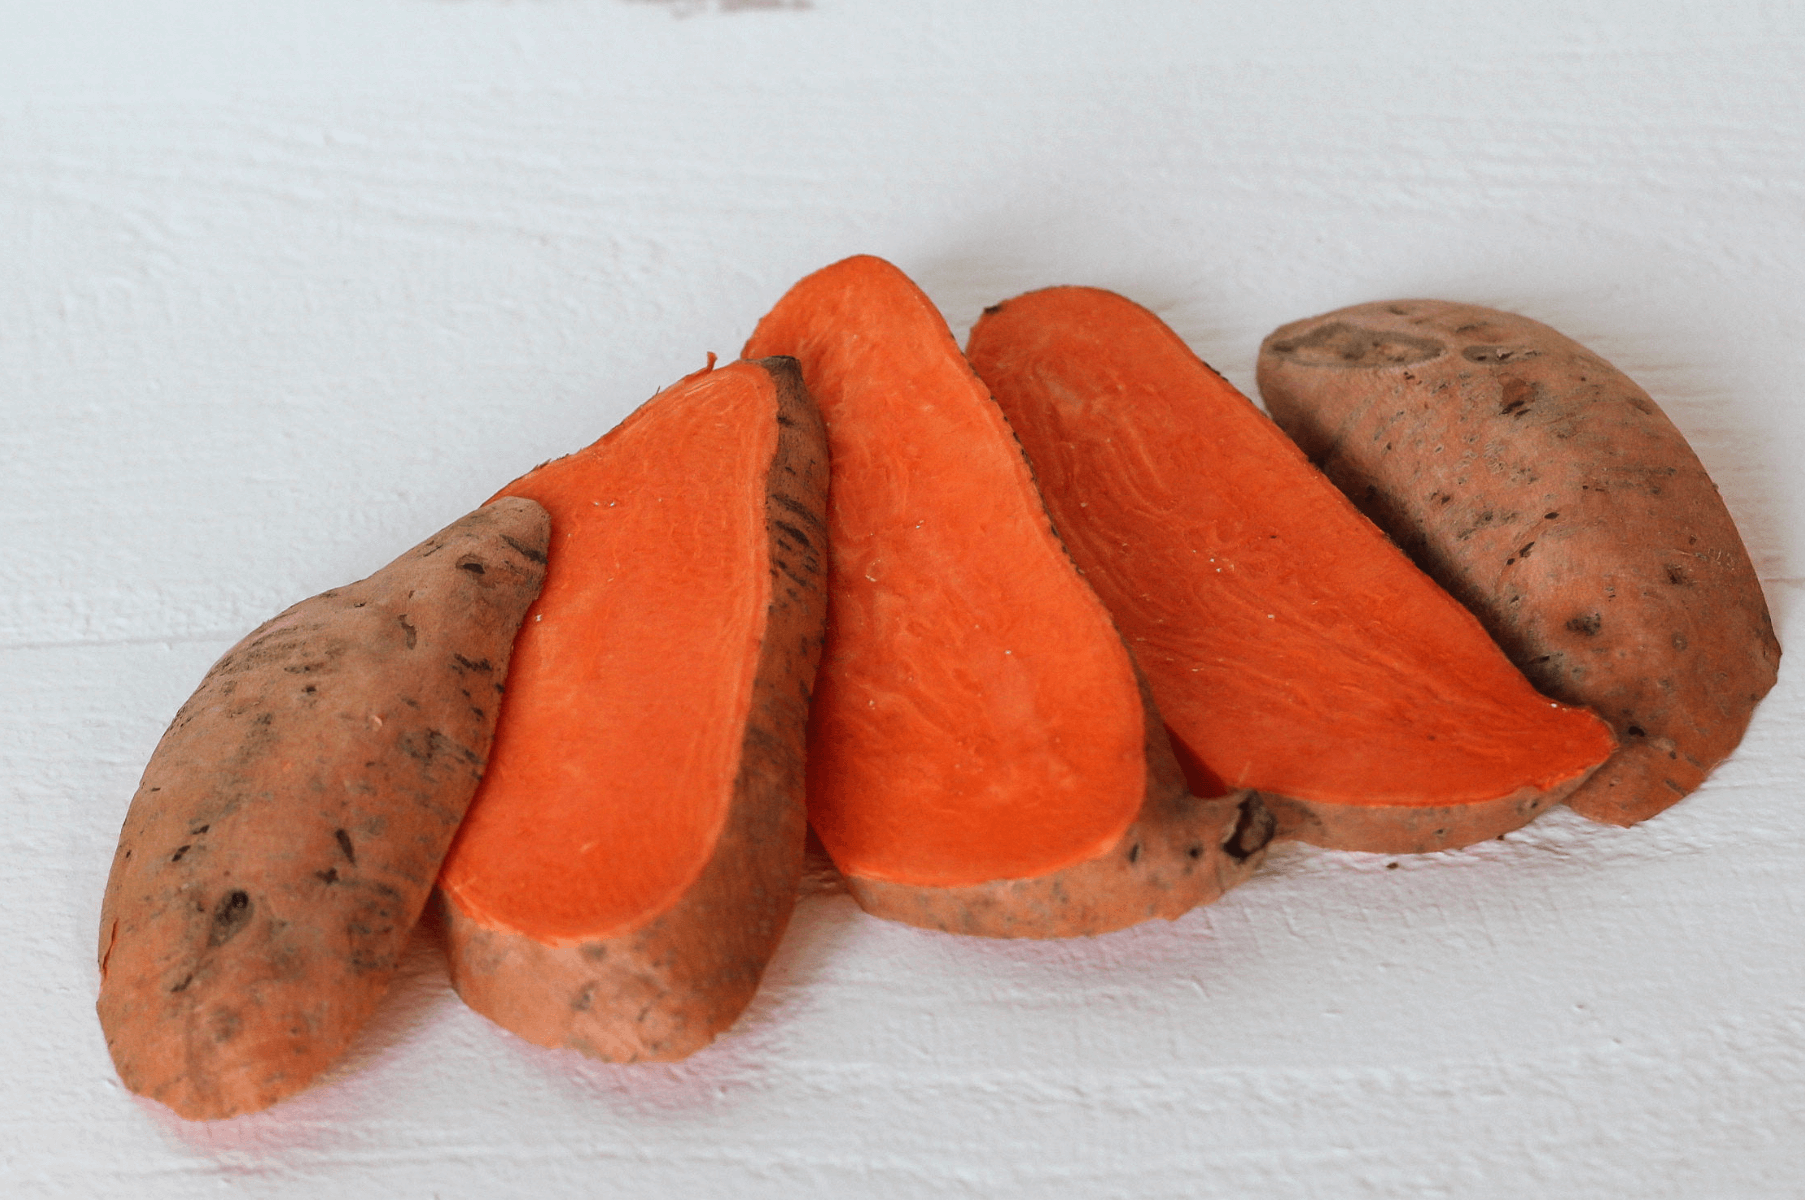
1257, 300, 1780, 826
966, 287, 1616, 854
744, 257, 1270, 935
96, 497, 550, 1119
436, 357, 828, 1061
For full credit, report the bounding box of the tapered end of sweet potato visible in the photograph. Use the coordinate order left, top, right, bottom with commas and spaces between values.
96, 497, 549, 1119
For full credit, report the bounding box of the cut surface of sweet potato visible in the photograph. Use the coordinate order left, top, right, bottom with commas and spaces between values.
744, 257, 1268, 933
967, 287, 1615, 853
436, 356, 827, 1061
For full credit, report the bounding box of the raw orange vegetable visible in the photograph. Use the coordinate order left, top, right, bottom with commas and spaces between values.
437, 356, 828, 1061
97, 497, 550, 1119
744, 257, 1270, 936
1257, 299, 1780, 825
966, 287, 1615, 853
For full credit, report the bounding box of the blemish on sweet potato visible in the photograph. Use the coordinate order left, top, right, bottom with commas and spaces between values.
1566, 613, 1603, 637
208, 891, 253, 947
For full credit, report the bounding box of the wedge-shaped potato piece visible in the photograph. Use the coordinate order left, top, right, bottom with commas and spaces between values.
437, 357, 828, 1060
98, 497, 550, 1119
1258, 300, 1779, 826
744, 257, 1271, 936
968, 287, 1614, 853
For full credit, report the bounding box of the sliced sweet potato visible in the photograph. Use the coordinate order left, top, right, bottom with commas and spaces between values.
97, 497, 550, 1120
743, 257, 1270, 936
1257, 299, 1780, 826
966, 287, 1615, 853
436, 356, 828, 1061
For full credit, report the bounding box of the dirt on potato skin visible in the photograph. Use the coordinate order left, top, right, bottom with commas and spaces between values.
1257, 300, 1779, 826
97, 497, 549, 1120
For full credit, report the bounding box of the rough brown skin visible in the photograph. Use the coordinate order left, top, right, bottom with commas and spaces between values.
848, 684, 1274, 938
96, 497, 550, 1119
440, 359, 829, 1062
1258, 300, 1780, 826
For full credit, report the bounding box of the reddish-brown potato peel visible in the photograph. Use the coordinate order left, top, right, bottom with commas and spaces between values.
97, 498, 549, 1119
1257, 299, 1779, 825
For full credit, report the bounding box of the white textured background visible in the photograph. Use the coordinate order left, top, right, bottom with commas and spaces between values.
4, 2, 1802, 1196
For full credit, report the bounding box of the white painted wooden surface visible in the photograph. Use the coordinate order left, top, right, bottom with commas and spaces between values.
4, 1, 1801, 1195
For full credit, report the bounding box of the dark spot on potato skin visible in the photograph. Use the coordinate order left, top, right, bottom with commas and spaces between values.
335, 828, 357, 865
208, 890, 253, 948
1225, 795, 1276, 861
398, 615, 417, 650
1498, 378, 1535, 415
458, 559, 487, 575
501, 535, 547, 564
1269, 322, 1444, 369
1566, 612, 1603, 637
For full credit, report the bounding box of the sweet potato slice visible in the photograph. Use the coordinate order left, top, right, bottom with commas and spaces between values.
97, 497, 550, 1120
743, 257, 1270, 936
436, 357, 828, 1061
966, 287, 1615, 854
1257, 299, 1780, 826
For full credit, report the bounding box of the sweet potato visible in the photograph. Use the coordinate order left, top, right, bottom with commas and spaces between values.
1257, 300, 1780, 825
743, 256, 1271, 936
96, 497, 550, 1120
966, 287, 1615, 854
436, 357, 828, 1061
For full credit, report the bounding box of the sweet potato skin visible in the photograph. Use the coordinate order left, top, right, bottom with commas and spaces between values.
1257, 301, 1779, 825
847, 672, 1274, 938
96, 497, 549, 1119
440, 358, 828, 1061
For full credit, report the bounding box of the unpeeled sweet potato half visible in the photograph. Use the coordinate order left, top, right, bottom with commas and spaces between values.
1257, 300, 1780, 826
97, 497, 550, 1120
966, 287, 1615, 853
436, 357, 828, 1062
743, 257, 1271, 936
